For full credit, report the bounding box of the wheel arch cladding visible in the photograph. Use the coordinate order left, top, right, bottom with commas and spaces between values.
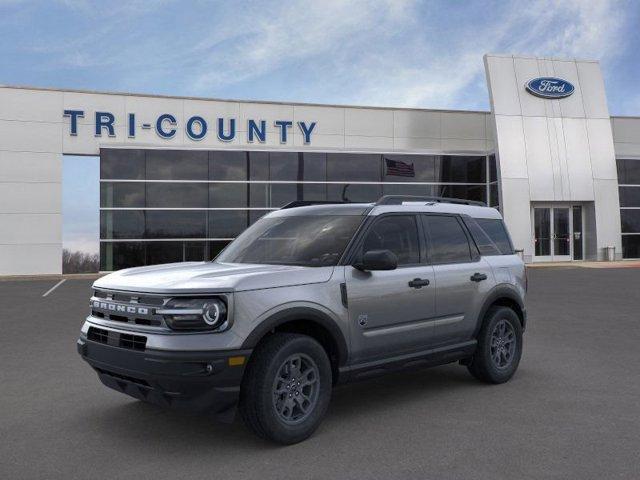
241, 307, 348, 382
475, 286, 526, 335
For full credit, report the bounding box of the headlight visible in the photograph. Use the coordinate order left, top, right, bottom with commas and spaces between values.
158, 298, 228, 332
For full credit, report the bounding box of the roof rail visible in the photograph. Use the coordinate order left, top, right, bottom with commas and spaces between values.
375, 195, 486, 207
280, 200, 351, 210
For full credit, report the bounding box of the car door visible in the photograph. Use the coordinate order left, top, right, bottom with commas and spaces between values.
345, 214, 436, 363
422, 214, 494, 346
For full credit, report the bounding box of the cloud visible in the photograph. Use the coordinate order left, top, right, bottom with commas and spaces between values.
4, 0, 633, 111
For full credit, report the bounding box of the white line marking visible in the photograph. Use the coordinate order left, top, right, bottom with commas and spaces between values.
42, 279, 66, 297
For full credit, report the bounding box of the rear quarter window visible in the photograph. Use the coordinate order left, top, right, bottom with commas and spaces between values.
474, 218, 514, 255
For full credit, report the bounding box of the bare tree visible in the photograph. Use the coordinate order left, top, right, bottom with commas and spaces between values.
62, 249, 99, 274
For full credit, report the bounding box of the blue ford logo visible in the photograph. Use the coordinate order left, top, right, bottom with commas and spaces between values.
526, 77, 575, 99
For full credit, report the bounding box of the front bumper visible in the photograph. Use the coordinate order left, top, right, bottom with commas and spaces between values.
77, 335, 251, 419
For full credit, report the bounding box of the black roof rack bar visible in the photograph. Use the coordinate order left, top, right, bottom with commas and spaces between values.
280, 200, 351, 209
375, 195, 486, 207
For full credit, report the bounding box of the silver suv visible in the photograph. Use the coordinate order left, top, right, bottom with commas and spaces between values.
78, 196, 526, 444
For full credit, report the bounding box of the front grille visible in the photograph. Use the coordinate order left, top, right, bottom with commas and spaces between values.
87, 326, 147, 351
90, 289, 167, 329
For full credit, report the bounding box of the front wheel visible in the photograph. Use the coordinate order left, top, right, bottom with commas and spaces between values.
467, 306, 523, 384
239, 333, 332, 444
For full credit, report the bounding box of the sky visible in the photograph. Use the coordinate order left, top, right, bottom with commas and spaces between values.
2, 0, 640, 254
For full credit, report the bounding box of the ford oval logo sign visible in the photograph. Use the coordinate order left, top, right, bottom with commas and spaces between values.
526, 77, 575, 99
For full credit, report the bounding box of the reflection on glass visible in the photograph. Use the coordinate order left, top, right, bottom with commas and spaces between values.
100, 183, 145, 208
617, 158, 640, 185
534, 208, 551, 256
100, 211, 145, 239
210, 151, 247, 180
327, 154, 381, 182
621, 210, 640, 233
553, 208, 570, 256
622, 235, 640, 259
327, 184, 381, 203
146, 150, 208, 180
209, 210, 248, 238
572, 206, 583, 260
270, 152, 299, 181
210, 183, 248, 208
146, 183, 208, 208
146, 211, 206, 238
101, 149, 145, 179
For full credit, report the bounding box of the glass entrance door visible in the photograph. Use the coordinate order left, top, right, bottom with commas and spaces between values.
552, 208, 571, 261
533, 206, 582, 262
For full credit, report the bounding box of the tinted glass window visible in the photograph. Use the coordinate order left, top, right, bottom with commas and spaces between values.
146, 183, 208, 208
621, 210, 640, 233
100, 211, 144, 239
464, 218, 500, 256
382, 155, 436, 182
210, 183, 247, 208
146, 150, 208, 180
184, 242, 207, 262
146, 241, 183, 265
327, 154, 381, 182
622, 235, 640, 259
270, 183, 300, 207
436, 156, 486, 183
489, 184, 499, 207
382, 183, 432, 197
423, 215, 472, 264
209, 210, 248, 238
617, 159, 640, 185
489, 154, 497, 182
217, 215, 363, 266
270, 152, 300, 181
100, 149, 145, 179
249, 151, 269, 180
362, 215, 420, 265
209, 241, 230, 260
327, 184, 381, 203
100, 182, 145, 208
146, 211, 206, 238
476, 218, 513, 254
619, 187, 640, 207
100, 242, 145, 271
302, 153, 327, 181
437, 184, 486, 204
210, 151, 247, 180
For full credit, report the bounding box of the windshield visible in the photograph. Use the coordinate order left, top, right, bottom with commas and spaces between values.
216, 215, 364, 267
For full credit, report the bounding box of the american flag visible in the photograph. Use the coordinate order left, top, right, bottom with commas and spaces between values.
385, 157, 415, 177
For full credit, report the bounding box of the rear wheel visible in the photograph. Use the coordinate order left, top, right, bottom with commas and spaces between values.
467, 306, 523, 384
239, 333, 332, 444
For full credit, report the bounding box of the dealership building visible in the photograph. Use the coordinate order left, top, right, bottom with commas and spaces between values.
1, 53, 640, 275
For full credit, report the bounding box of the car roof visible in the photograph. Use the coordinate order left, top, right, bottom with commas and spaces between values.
267, 201, 503, 220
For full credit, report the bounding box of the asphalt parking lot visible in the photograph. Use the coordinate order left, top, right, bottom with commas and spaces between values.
1, 267, 640, 480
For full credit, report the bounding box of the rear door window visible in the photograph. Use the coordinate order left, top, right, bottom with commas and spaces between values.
422, 215, 472, 264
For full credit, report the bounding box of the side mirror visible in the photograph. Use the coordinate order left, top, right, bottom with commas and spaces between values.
354, 249, 398, 271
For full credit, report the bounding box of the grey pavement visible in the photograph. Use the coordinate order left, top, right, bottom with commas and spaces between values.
1, 267, 639, 479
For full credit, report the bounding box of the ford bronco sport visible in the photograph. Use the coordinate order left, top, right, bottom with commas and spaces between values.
78, 195, 526, 444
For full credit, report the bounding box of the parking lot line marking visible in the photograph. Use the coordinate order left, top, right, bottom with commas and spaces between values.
42, 279, 66, 297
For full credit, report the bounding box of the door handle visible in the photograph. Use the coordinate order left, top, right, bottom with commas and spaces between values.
470, 272, 487, 282
408, 278, 430, 289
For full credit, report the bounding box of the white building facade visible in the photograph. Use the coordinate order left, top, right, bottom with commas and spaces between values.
1, 53, 639, 275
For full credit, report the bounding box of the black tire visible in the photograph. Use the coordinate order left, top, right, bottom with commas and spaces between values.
239, 333, 332, 444
467, 306, 523, 384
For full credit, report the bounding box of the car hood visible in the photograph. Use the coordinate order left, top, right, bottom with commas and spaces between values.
93, 262, 335, 294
